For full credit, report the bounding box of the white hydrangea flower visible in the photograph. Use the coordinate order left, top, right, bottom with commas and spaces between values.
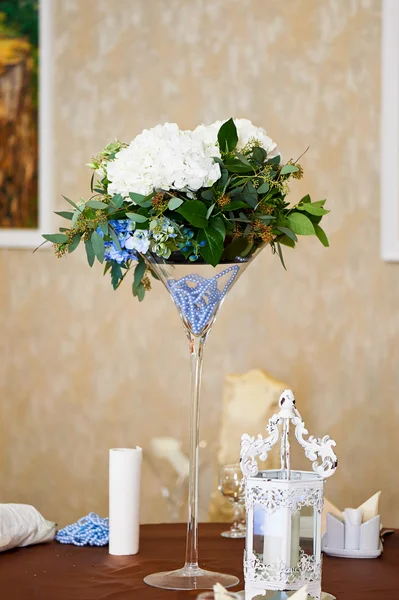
124, 230, 151, 254
191, 122, 222, 158
234, 118, 280, 157
193, 118, 280, 159
106, 123, 221, 199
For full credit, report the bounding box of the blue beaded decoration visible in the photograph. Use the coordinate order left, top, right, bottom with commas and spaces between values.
56, 513, 109, 547
168, 265, 240, 335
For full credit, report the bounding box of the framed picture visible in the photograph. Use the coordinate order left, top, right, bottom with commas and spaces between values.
0, 0, 52, 248
381, 0, 399, 261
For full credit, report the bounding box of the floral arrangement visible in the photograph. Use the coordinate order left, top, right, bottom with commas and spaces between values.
43, 118, 329, 301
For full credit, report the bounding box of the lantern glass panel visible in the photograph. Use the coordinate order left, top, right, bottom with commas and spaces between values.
298, 505, 315, 556
253, 504, 302, 567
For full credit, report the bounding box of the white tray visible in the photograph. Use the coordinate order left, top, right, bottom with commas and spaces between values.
322, 542, 382, 559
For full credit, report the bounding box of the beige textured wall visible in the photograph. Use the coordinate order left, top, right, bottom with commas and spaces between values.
1, 0, 397, 527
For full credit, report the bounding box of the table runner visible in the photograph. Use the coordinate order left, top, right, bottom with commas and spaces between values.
0, 523, 397, 599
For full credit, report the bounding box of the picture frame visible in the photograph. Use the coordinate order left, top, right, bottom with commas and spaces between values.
0, 0, 52, 248
381, 0, 399, 261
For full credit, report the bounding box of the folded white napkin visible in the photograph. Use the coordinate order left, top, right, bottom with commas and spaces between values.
322, 491, 381, 533
0, 504, 56, 552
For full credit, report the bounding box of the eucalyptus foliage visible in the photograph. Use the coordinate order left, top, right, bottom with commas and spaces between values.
43, 119, 329, 301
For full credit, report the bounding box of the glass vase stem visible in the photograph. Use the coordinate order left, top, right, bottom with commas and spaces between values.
185, 333, 206, 569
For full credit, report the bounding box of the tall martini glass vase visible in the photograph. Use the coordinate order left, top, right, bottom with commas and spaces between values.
143, 248, 263, 591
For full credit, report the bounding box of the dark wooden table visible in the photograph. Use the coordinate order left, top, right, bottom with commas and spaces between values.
0, 524, 397, 599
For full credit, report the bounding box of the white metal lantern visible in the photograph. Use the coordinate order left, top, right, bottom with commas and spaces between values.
240, 390, 337, 600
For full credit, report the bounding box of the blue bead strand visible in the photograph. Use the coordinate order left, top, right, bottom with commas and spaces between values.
168, 266, 240, 335
56, 513, 109, 547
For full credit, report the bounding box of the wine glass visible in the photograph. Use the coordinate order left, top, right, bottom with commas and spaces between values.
218, 463, 246, 539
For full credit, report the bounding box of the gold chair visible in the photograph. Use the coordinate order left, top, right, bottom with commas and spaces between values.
208, 369, 289, 522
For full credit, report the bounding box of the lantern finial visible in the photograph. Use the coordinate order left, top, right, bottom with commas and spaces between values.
240, 390, 337, 479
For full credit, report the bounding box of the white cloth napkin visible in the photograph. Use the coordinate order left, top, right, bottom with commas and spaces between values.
0, 504, 56, 552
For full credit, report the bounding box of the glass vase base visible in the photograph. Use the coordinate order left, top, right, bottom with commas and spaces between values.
216, 593, 335, 600
144, 565, 240, 591
220, 530, 246, 539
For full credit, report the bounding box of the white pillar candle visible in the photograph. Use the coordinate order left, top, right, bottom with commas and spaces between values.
263, 508, 301, 567
263, 509, 283, 565
109, 447, 142, 556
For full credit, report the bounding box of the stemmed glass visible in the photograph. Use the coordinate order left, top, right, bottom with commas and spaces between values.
143, 249, 264, 590
218, 463, 246, 539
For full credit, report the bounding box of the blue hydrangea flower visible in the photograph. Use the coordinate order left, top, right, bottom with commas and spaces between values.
97, 220, 143, 265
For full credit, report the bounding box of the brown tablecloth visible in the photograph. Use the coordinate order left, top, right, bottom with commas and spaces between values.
0, 524, 397, 599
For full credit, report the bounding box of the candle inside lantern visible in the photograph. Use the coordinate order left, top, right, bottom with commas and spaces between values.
262, 507, 300, 567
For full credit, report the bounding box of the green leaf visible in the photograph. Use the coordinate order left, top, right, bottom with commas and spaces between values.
99, 222, 108, 236
91, 231, 105, 263
109, 226, 121, 251
267, 155, 281, 166
314, 224, 329, 247
71, 210, 81, 227
276, 242, 287, 270
280, 164, 299, 175
126, 212, 148, 223
201, 189, 214, 201
252, 146, 267, 164
206, 203, 215, 219
277, 226, 297, 242
133, 283, 145, 302
210, 216, 226, 240
301, 203, 330, 216
240, 240, 254, 257
62, 195, 82, 211
217, 168, 229, 192
221, 200, 247, 211
133, 256, 146, 293
257, 215, 276, 224
111, 194, 124, 209
198, 228, 224, 266
229, 186, 243, 196
300, 194, 311, 203
129, 192, 146, 203
68, 233, 82, 253
111, 262, 122, 289
86, 200, 108, 209
222, 236, 250, 261
168, 197, 184, 210
235, 152, 252, 167
217, 118, 238, 154
304, 212, 323, 225
257, 182, 270, 195
243, 182, 258, 208
287, 212, 315, 235
275, 215, 290, 228
278, 234, 296, 248
129, 192, 153, 208
176, 200, 208, 228
42, 233, 68, 243
54, 211, 74, 220
224, 160, 253, 174
149, 267, 160, 280
85, 239, 95, 267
